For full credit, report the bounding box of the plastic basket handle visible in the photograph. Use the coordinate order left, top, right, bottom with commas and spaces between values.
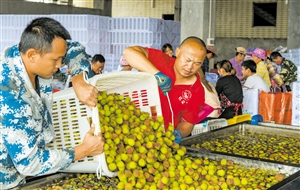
83, 72, 102, 179
166, 93, 174, 127
156, 76, 174, 127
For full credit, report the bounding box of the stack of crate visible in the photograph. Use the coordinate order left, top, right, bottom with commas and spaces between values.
162, 20, 181, 50
0, 15, 181, 73
51, 14, 112, 57
284, 48, 300, 126
107, 18, 181, 72
0, 14, 112, 59
107, 17, 163, 72
0, 15, 44, 60
282, 48, 300, 126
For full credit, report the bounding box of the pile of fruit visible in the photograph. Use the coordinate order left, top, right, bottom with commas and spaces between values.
96, 91, 286, 190
36, 173, 119, 190
191, 131, 300, 164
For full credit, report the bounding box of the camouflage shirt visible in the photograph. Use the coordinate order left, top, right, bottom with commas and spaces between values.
279, 58, 298, 86
0, 41, 90, 189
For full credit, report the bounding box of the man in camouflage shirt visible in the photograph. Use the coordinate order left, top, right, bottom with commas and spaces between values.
0, 17, 104, 189
270, 51, 298, 91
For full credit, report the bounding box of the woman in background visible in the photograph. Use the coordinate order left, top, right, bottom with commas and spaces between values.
216, 60, 243, 119
161, 43, 176, 58
198, 67, 221, 122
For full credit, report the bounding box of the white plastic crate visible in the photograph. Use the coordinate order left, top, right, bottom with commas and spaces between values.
111, 31, 162, 45
51, 14, 111, 30
112, 17, 164, 32
191, 119, 228, 136
83, 43, 111, 56
103, 54, 122, 72
289, 48, 300, 54
111, 44, 128, 55
47, 72, 162, 176
162, 32, 181, 46
297, 66, 300, 81
69, 29, 111, 44
163, 20, 181, 34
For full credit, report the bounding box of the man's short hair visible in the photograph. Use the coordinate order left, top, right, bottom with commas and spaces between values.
241, 60, 256, 73
269, 51, 282, 62
19, 17, 71, 55
91, 54, 105, 63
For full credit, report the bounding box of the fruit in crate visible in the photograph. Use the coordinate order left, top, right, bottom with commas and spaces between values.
97, 91, 286, 189
191, 131, 300, 165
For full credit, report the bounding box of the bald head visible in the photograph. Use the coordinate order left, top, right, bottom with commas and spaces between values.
180, 36, 206, 49
174, 36, 207, 78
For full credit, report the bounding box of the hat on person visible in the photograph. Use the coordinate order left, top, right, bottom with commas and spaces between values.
246, 47, 267, 60
119, 56, 129, 66
235, 47, 246, 55
206, 46, 218, 58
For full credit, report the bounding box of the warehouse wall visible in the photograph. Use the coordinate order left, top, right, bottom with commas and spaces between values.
287, 0, 300, 49
214, 37, 287, 62
112, 0, 174, 18
0, 0, 111, 16
215, 0, 288, 38
214, 0, 289, 62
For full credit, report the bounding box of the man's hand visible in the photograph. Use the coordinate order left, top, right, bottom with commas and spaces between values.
154, 71, 172, 95
74, 124, 104, 160
173, 129, 182, 144
72, 73, 98, 108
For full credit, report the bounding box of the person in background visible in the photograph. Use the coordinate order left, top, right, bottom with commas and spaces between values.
88, 54, 105, 78
118, 56, 133, 71
265, 57, 286, 92
241, 60, 270, 92
216, 60, 243, 119
247, 47, 271, 88
199, 67, 221, 122
68, 53, 105, 88
203, 45, 217, 73
161, 43, 176, 58
0, 17, 104, 189
123, 36, 208, 143
206, 45, 218, 60
269, 51, 298, 91
229, 46, 247, 80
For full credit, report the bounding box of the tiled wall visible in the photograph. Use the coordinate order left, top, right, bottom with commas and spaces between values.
215, 0, 288, 38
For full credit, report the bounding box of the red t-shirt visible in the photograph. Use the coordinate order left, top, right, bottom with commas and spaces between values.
147, 48, 205, 129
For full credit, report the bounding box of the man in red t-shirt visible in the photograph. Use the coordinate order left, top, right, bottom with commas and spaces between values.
123, 36, 207, 143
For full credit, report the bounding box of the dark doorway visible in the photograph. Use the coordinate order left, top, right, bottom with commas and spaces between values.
162, 14, 174, 20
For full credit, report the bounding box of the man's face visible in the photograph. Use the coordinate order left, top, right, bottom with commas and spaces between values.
272, 56, 282, 65
174, 42, 206, 78
92, 61, 105, 74
241, 66, 249, 79
34, 37, 67, 79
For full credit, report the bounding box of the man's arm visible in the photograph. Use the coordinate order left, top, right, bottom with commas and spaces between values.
123, 46, 172, 94
280, 60, 298, 85
123, 46, 159, 74
64, 42, 98, 108
176, 121, 194, 137
72, 73, 98, 108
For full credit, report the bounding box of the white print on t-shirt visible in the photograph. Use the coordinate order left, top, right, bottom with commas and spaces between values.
178, 90, 192, 104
